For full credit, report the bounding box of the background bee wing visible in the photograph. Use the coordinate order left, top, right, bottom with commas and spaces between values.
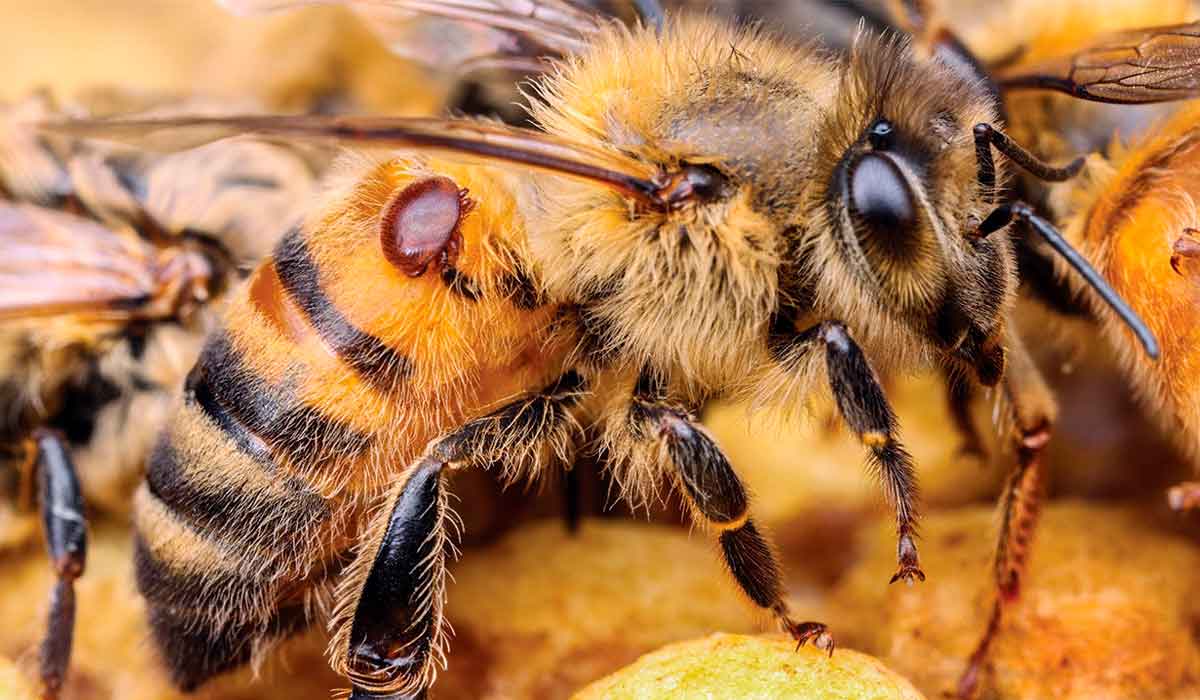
0, 203, 168, 321
0, 93, 74, 204
44, 114, 665, 204
217, 0, 602, 71
998, 21, 1200, 104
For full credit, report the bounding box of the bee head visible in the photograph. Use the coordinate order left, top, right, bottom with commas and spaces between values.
813, 32, 1017, 384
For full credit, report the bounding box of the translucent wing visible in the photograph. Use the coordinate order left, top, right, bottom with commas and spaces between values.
0, 203, 205, 322
999, 21, 1200, 104
43, 114, 667, 206
217, 0, 603, 71
0, 94, 73, 205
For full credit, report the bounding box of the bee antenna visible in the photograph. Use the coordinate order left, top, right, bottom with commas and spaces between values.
977, 201, 1160, 360
972, 123, 1083, 205
631, 0, 665, 31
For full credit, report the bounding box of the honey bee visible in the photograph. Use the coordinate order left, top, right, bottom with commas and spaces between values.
51, 0, 1200, 697
873, 0, 1200, 695
0, 91, 321, 697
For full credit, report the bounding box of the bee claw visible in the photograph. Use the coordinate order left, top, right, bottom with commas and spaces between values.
891, 532, 925, 585
785, 620, 834, 656
889, 565, 926, 585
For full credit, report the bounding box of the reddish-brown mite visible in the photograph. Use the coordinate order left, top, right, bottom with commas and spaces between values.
379, 176, 472, 276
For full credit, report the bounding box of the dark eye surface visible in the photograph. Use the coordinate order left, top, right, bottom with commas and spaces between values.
849, 153, 916, 233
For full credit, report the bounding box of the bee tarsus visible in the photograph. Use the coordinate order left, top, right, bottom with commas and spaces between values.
562, 464, 582, 534
719, 519, 826, 649
347, 456, 446, 694
782, 618, 835, 657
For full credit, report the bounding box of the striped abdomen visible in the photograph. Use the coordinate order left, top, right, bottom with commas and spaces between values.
134, 158, 571, 689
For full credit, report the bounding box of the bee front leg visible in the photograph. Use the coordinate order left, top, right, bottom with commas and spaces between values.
795, 321, 924, 586
957, 330, 1057, 700
331, 370, 586, 698
29, 429, 88, 699
620, 369, 833, 653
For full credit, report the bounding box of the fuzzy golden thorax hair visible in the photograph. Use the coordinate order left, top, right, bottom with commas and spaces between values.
524, 16, 1016, 388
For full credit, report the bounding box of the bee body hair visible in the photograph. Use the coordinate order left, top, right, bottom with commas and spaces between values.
135, 155, 576, 688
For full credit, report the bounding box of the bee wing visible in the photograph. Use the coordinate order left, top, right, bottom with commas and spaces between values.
0, 94, 74, 204
999, 21, 1200, 104
43, 114, 665, 205
0, 203, 169, 322
217, 0, 602, 70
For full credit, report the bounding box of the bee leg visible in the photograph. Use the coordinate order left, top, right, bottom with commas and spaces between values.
343, 454, 450, 699
30, 429, 88, 699
625, 370, 833, 653
336, 370, 586, 697
957, 331, 1056, 700
798, 321, 923, 586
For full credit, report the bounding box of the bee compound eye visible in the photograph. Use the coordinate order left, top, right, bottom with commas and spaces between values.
379, 176, 468, 277
849, 153, 916, 235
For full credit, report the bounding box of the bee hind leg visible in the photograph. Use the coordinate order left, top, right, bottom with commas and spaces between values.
957, 330, 1056, 700
335, 370, 587, 698
622, 369, 832, 653
341, 453, 449, 700
28, 429, 87, 700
